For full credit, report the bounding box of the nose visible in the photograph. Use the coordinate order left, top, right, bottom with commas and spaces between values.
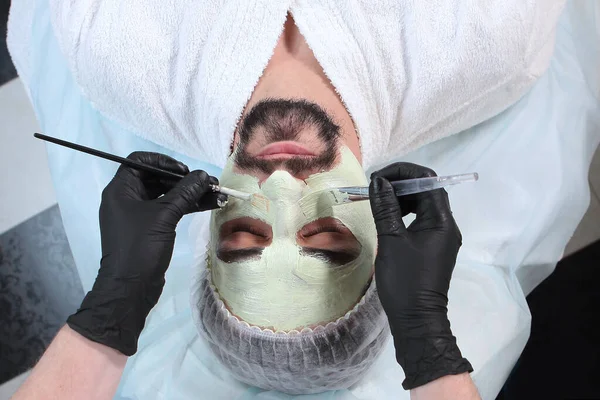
257, 166, 314, 186
259, 170, 306, 199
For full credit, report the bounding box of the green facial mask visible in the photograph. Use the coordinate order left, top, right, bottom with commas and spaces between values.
208, 147, 377, 331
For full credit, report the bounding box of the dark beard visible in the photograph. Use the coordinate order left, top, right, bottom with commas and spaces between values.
234, 99, 341, 176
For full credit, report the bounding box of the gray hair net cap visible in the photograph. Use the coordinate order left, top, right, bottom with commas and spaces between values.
191, 268, 390, 395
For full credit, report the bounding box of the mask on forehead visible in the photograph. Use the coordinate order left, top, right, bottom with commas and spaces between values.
209, 146, 377, 331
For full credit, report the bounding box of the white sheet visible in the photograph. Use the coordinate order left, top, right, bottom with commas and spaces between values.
7, 0, 600, 398
34, 0, 563, 170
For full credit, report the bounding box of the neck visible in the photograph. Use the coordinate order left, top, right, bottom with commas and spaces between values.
233, 14, 361, 162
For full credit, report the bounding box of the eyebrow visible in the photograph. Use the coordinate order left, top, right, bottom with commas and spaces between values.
301, 247, 359, 266
217, 247, 359, 265
217, 247, 264, 263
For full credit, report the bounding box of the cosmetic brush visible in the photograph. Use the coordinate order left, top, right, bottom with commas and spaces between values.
298, 173, 478, 216
33, 133, 259, 203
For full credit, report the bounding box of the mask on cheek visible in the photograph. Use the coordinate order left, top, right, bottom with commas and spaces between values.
208, 147, 377, 331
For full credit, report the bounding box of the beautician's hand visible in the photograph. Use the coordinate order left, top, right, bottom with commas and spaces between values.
67, 152, 224, 356
369, 163, 473, 390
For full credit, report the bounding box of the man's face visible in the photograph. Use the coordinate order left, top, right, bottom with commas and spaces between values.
226, 99, 359, 263
208, 99, 377, 332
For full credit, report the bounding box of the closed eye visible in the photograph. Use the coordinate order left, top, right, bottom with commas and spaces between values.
218, 217, 272, 262
297, 218, 361, 266
300, 224, 346, 237
232, 223, 269, 238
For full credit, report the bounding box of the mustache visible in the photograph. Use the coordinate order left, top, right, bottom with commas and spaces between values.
234, 147, 337, 176
234, 99, 341, 175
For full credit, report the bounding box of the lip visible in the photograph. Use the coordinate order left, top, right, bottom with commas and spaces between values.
256, 141, 315, 158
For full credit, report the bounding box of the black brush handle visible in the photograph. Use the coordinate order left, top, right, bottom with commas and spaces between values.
34, 133, 185, 180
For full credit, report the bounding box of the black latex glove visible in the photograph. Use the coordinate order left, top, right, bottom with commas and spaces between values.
369, 163, 473, 390
67, 152, 225, 356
